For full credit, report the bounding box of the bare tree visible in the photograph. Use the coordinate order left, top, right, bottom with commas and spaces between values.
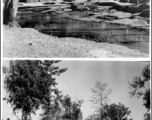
90, 81, 112, 119
90, 82, 112, 108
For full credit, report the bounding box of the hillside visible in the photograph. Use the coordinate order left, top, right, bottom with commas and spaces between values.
3, 26, 148, 58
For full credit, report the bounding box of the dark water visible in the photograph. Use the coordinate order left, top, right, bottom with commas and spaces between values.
17, 13, 149, 53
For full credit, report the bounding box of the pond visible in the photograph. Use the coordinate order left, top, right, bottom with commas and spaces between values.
17, 12, 149, 53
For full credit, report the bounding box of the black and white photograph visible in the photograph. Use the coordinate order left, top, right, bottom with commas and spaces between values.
2, 60, 151, 120
1, 0, 151, 120
2, 0, 150, 58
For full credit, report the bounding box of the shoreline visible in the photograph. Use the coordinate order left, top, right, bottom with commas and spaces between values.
3, 26, 148, 58
17, 1, 149, 32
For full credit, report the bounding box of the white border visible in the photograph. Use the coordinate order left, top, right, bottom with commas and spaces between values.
1, 0, 151, 119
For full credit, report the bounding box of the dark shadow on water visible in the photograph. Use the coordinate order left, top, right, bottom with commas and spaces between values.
17, 13, 149, 54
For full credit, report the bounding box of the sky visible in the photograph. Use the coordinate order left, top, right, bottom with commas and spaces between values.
2, 61, 150, 120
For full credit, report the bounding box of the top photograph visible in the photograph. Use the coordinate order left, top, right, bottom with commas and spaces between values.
2, 0, 150, 58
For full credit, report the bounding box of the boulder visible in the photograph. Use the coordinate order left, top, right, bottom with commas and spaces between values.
19, 0, 27, 2
110, 4, 125, 11
95, 1, 122, 6
102, 10, 132, 19
43, 2, 55, 5
138, 9, 150, 18
119, 0, 128, 3
129, 0, 138, 4
63, 8, 72, 12
96, 15, 117, 21
122, 3, 150, 13
19, 0, 56, 2
139, 3, 150, 10
140, 0, 149, 3
123, 6, 142, 13
109, 18, 148, 27
69, 3, 78, 11
119, 0, 149, 4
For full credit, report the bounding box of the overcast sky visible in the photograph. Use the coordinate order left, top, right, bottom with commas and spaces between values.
2, 61, 149, 120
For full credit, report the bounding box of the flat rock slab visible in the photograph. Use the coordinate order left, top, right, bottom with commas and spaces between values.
109, 18, 149, 27
102, 11, 132, 19
94, 1, 133, 7
19, 2, 46, 7
63, 9, 72, 12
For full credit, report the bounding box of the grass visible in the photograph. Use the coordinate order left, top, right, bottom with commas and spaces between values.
3, 26, 148, 58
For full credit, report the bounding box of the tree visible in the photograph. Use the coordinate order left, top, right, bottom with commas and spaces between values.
103, 102, 132, 120
3, 0, 20, 27
71, 101, 83, 120
90, 81, 112, 120
62, 95, 83, 120
90, 82, 112, 108
3, 60, 67, 120
85, 114, 100, 120
90, 81, 112, 119
62, 95, 73, 119
129, 64, 150, 111
41, 96, 63, 120
144, 112, 150, 120
40, 88, 64, 120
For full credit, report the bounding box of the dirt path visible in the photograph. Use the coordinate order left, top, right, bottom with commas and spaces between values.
3, 26, 148, 58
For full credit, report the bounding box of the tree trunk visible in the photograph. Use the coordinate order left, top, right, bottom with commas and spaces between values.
3, 0, 20, 27
21, 111, 32, 120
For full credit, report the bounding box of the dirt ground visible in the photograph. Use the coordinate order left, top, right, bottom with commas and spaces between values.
3, 26, 148, 58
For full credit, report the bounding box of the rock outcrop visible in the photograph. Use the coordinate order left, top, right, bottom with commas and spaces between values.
138, 9, 150, 18
19, 0, 56, 2
119, 0, 129, 3
119, 0, 149, 4
110, 0, 150, 17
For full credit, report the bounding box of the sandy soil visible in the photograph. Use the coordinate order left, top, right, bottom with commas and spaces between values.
3, 26, 148, 58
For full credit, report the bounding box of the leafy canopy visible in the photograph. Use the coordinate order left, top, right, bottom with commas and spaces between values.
129, 64, 150, 111
3, 60, 67, 115
62, 95, 83, 120
103, 102, 132, 120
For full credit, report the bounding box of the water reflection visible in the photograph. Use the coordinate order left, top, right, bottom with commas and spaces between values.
17, 13, 149, 53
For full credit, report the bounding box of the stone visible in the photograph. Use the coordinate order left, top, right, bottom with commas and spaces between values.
139, 9, 150, 18
19, 0, 55, 2
119, 0, 128, 3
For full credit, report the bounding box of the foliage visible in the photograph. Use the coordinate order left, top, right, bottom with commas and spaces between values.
129, 64, 150, 111
103, 102, 132, 120
3, 60, 67, 116
95, 31, 116, 44
144, 112, 150, 120
84, 114, 99, 120
72, 102, 83, 120
41, 96, 63, 120
62, 95, 83, 120
40, 89, 63, 120
143, 89, 150, 111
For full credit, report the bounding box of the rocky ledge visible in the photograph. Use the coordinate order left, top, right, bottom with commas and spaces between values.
17, 0, 150, 30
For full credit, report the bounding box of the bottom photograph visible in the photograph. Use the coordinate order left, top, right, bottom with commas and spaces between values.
2, 61, 150, 120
